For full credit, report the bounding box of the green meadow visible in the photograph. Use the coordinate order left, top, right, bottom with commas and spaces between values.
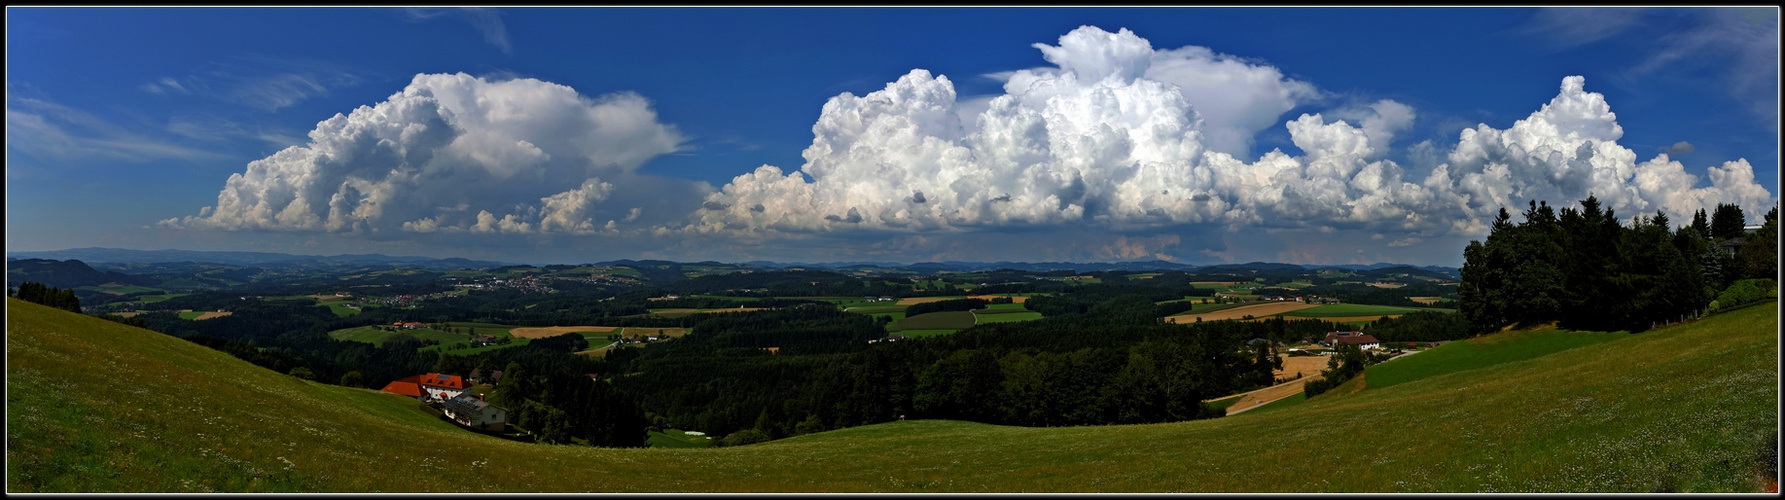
889, 311, 977, 332
971, 311, 1042, 323
6, 297, 1775, 492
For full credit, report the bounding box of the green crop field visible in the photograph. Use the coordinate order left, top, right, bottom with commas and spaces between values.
423, 338, 532, 356
844, 305, 907, 314
81, 284, 162, 295
972, 311, 1042, 323
315, 298, 360, 317
976, 303, 1027, 311
176, 311, 206, 320
137, 293, 189, 304
894, 329, 957, 338
328, 325, 467, 347
889, 311, 977, 332
6, 297, 1777, 492
1281, 304, 1420, 317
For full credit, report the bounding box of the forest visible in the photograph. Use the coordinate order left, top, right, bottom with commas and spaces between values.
1459, 196, 1776, 333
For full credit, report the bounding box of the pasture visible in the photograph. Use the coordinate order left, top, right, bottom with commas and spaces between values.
889, 311, 977, 332
893, 329, 958, 338
82, 283, 162, 295
647, 429, 714, 448
1362, 327, 1626, 390
971, 311, 1042, 323
329, 325, 466, 347
137, 293, 188, 304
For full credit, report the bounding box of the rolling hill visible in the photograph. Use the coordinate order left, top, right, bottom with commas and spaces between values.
6, 297, 1775, 492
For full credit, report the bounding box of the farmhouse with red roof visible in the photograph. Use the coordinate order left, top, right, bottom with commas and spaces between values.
380, 372, 470, 401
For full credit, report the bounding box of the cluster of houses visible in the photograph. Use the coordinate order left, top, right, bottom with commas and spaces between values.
868, 334, 908, 344
449, 274, 556, 294
1320, 331, 1382, 351
612, 333, 667, 345
364, 290, 459, 308
1258, 295, 1341, 304
471, 335, 506, 347
380, 372, 509, 432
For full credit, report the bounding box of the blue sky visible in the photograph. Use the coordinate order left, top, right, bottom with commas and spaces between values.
6, 7, 1778, 266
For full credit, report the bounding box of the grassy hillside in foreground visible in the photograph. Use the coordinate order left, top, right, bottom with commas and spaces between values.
6, 297, 1777, 492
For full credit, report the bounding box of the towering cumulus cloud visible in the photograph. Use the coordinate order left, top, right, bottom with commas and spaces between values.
686, 26, 1774, 243
163, 73, 685, 235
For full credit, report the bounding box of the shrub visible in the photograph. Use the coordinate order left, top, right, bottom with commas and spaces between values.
1716, 279, 1777, 310
719, 429, 771, 447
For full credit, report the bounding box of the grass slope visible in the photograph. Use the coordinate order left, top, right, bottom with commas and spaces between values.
1363, 327, 1626, 390
6, 297, 1776, 492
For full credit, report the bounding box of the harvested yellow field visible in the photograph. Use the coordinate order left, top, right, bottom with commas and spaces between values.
968, 295, 1028, 304
896, 296, 963, 306
1410, 296, 1441, 305
1165, 302, 1318, 323
510, 326, 620, 339
192, 311, 232, 321
1367, 282, 1406, 289
1275, 355, 1330, 380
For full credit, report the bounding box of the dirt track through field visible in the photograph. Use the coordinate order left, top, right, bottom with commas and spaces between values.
1165, 302, 1319, 323
510, 326, 620, 339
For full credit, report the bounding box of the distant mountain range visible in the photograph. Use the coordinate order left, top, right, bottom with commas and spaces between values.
6, 247, 512, 270
8, 247, 1457, 277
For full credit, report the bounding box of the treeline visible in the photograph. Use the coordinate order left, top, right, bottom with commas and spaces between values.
9, 281, 82, 312
1022, 283, 1213, 317
1461, 196, 1777, 333
1359, 310, 1471, 342
904, 298, 989, 316
490, 364, 647, 447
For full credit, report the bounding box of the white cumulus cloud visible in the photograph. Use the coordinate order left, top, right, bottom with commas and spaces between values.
679, 26, 1774, 245
163, 72, 687, 235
